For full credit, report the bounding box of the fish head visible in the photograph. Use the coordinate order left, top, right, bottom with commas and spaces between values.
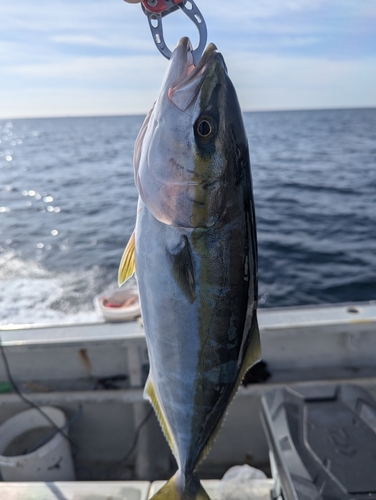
135, 37, 249, 229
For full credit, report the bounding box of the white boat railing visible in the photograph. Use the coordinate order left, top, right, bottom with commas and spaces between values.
0, 301, 375, 385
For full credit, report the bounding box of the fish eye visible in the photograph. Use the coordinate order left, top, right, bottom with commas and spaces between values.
198, 120, 212, 137
195, 116, 216, 142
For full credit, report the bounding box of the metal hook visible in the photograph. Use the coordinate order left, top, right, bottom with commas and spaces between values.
141, 0, 207, 66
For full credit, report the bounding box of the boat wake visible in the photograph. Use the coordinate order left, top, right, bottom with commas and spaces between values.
0, 252, 100, 326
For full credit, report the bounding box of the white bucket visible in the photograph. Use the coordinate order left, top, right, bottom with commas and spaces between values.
0, 406, 76, 481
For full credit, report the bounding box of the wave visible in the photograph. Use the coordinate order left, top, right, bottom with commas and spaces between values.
0, 253, 100, 325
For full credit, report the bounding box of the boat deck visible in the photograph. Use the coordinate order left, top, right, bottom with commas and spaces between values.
0, 479, 274, 500
0, 301, 375, 492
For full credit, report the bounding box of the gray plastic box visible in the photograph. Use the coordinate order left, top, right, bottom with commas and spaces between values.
261, 384, 376, 500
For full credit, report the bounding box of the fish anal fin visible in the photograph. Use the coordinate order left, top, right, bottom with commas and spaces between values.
198, 311, 261, 464
145, 377, 178, 459
239, 310, 262, 382
168, 235, 196, 304
150, 472, 211, 500
118, 231, 136, 286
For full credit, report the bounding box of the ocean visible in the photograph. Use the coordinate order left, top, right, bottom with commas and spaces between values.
1, 108, 375, 325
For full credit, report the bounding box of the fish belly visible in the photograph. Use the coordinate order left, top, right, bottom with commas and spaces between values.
136, 199, 200, 470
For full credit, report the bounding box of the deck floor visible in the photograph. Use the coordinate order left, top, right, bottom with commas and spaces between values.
0, 479, 274, 500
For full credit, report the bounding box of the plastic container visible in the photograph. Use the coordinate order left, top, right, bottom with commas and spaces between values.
261, 384, 376, 500
93, 285, 141, 323
0, 406, 75, 481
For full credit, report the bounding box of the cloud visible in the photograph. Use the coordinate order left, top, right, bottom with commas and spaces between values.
0, 88, 153, 119
0, 0, 375, 118
2, 51, 375, 118
227, 52, 376, 110
0, 0, 142, 32
204, 0, 376, 57
51, 35, 119, 47
4, 55, 165, 89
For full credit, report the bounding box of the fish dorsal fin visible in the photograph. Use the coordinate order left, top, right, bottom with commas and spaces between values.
118, 231, 136, 286
198, 310, 261, 464
167, 235, 196, 304
145, 376, 179, 460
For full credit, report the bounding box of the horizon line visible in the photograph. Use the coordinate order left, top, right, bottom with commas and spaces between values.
1, 105, 375, 121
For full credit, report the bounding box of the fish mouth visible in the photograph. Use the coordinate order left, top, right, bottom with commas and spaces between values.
167, 38, 218, 110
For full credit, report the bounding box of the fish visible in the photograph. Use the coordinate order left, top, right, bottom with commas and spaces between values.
119, 37, 261, 500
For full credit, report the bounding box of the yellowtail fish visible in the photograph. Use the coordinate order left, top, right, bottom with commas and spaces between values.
119, 37, 261, 500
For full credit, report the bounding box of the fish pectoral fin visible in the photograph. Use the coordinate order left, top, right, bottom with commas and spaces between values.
118, 231, 136, 286
167, 235, 196, 304
144, 377, 178, 459
150, 472, 211, 500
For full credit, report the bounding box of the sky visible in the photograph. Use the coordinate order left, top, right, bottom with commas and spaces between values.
1, 0, 376, 118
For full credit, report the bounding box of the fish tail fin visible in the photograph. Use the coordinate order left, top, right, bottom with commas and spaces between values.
150, 472, 211, 500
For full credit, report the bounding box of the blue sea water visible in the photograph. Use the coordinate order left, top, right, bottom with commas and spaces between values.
0, 108, 375, 324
